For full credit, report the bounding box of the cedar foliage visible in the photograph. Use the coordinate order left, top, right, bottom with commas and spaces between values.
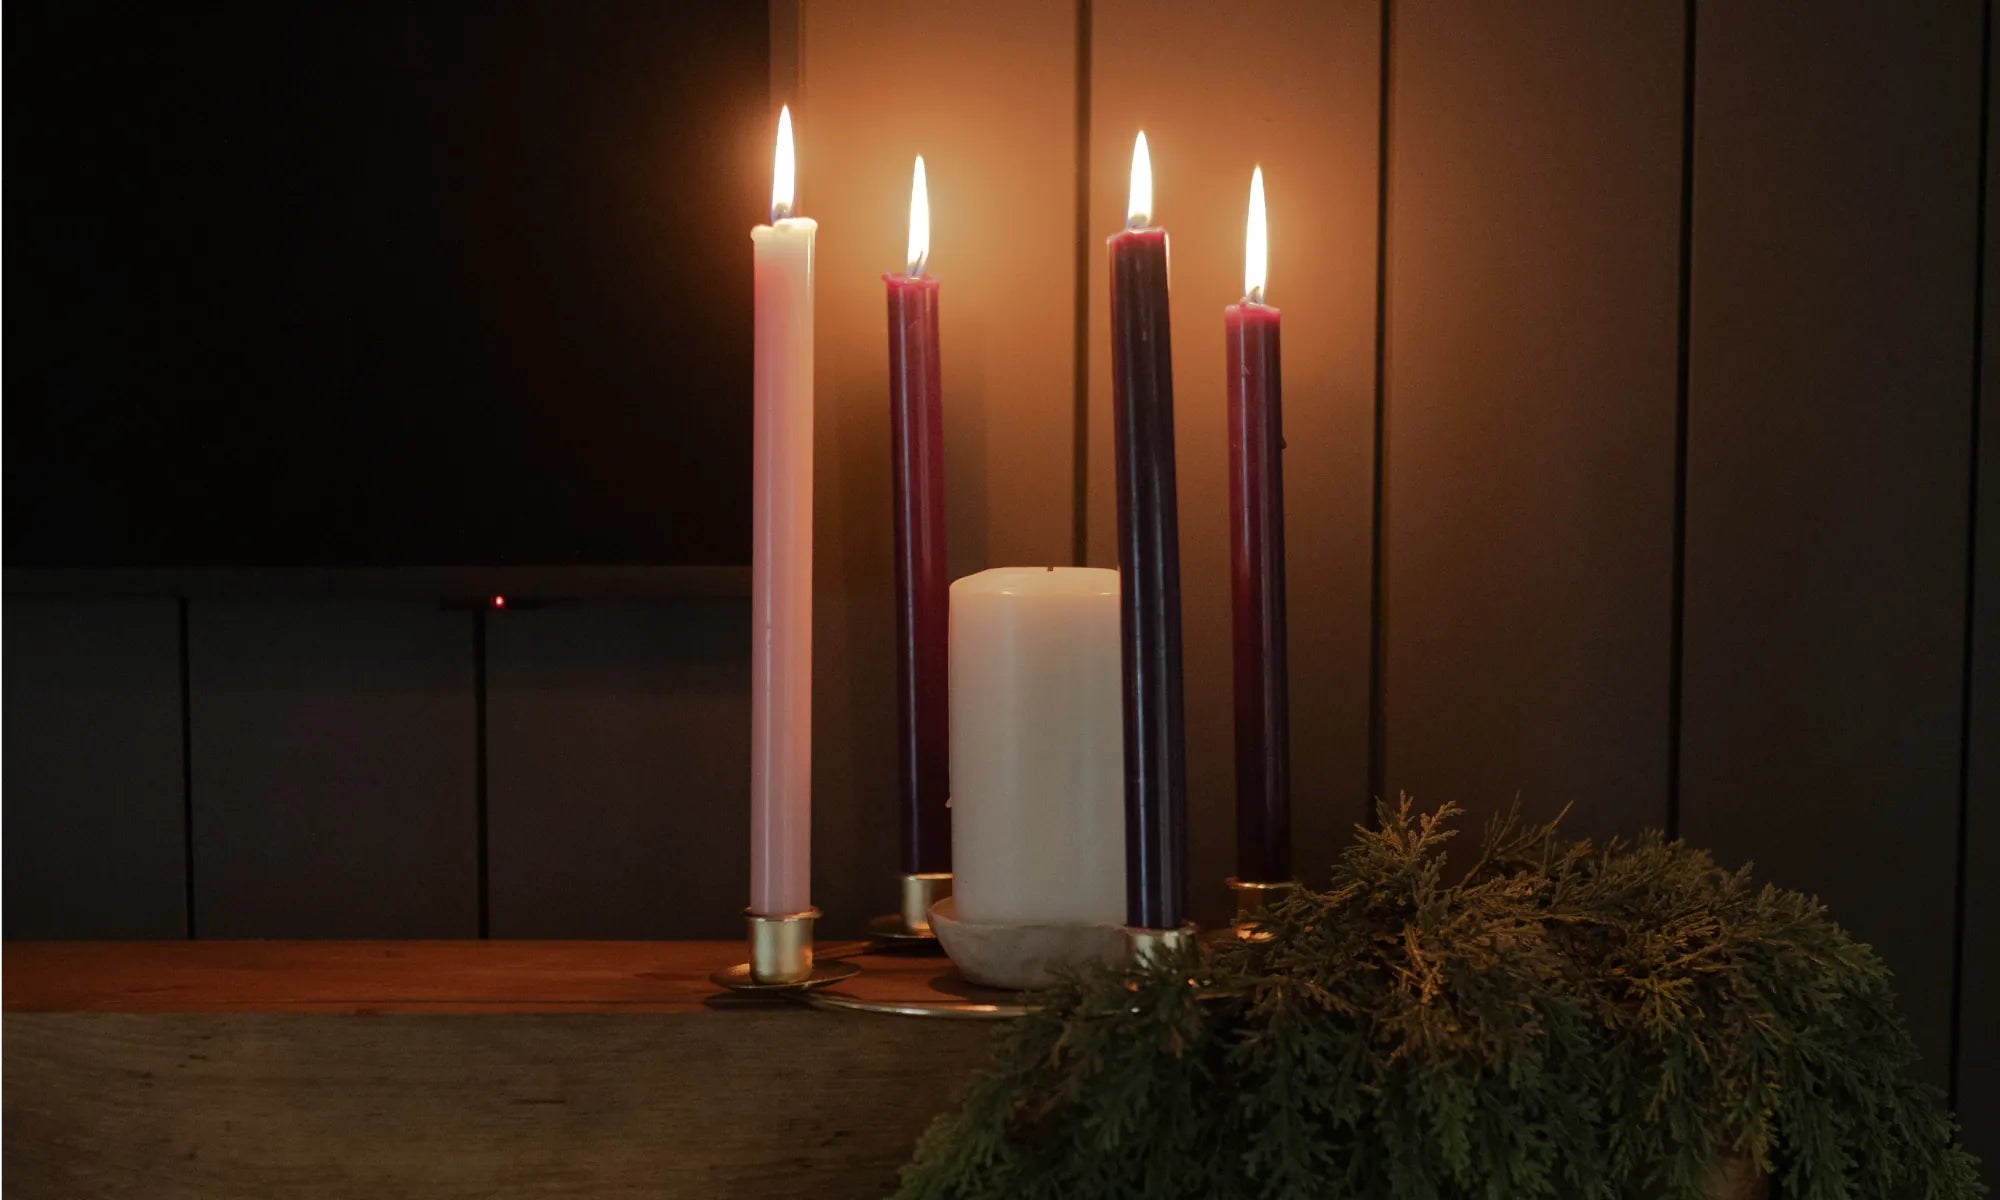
895, 800, 1983, 1199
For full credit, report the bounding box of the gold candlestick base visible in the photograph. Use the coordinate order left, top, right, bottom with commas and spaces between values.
1225, 878, 1297, 941
709, 907, 860, 992
864, 872, 953, 944
1125, 924, 1200, 967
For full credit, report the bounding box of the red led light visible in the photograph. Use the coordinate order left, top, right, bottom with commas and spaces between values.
491, 595, 507, 609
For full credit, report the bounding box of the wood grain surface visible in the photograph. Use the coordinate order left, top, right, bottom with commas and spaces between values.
3, 940, 967, 1014
3, 942, 998, 1199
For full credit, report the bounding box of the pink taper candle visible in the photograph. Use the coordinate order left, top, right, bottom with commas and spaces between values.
750, 106, 816, 917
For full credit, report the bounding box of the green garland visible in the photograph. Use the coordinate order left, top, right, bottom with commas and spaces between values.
896, 801, 1983, 1199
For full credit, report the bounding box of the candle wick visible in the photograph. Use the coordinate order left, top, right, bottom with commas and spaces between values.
1246, 286, 1264, 306
772, 201, 792, 223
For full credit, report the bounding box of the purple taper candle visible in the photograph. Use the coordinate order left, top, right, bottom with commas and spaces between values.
1226, 167, 1291, 884
884, 156, 949, 876
1108, 132, 1189, 931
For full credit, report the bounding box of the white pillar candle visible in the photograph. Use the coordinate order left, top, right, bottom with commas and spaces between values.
949, 567, 1126, 926
749, 107, 815, 918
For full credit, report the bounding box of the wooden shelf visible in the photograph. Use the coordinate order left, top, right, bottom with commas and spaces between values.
4, 941, 997, 1199
4, 939, 966, 1013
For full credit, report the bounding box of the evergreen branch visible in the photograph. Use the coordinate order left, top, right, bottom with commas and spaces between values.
896, 801, 1984, 1199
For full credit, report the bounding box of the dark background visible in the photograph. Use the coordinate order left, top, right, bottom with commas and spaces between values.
5, 0, 766, 567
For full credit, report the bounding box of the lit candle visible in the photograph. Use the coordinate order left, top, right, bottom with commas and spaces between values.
750, 106, 815, 923
949, 568, 1126, 927
884, 157, 951, 888
1226, 167, 1291, 886
1107, 132, 1189, 931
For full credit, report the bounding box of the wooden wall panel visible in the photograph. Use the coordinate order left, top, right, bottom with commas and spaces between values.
1954, 4, 1998, 1163
1083, 0, 1380, 919
188, 602, 477, 937
800, 0, 1083, 931
2, 599, 186, 938
485, 602, 749, 938
1679, 1, 1983, 1088
1379, 2, 1685, 841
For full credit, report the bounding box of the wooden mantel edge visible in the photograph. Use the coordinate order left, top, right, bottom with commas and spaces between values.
2, 939, 952, 1015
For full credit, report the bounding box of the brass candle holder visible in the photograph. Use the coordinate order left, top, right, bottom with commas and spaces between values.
709, 907, 860, 992
864, 871, 953, 944
1224, 876, 1304, 932
1125, 924, 1199, 966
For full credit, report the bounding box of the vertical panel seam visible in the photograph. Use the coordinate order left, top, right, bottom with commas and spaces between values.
475, 608, 492, 938
1071, 0, 1094, 565
1666, 0, 1698, 842
1366, 0, 1393, 823
1950, 0, 1992, 1111
178, 597, 198, 939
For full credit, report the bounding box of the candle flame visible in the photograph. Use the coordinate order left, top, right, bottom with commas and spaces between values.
1126, 131, 1152, 229
771, 106, 796, 222
1245, 166, 1267, 303
908, 155, 929, 276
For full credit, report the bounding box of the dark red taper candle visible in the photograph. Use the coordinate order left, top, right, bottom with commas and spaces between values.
1108, 135, 1189, 932
1226, 296, 1290, 883
885, 270, 950, 875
